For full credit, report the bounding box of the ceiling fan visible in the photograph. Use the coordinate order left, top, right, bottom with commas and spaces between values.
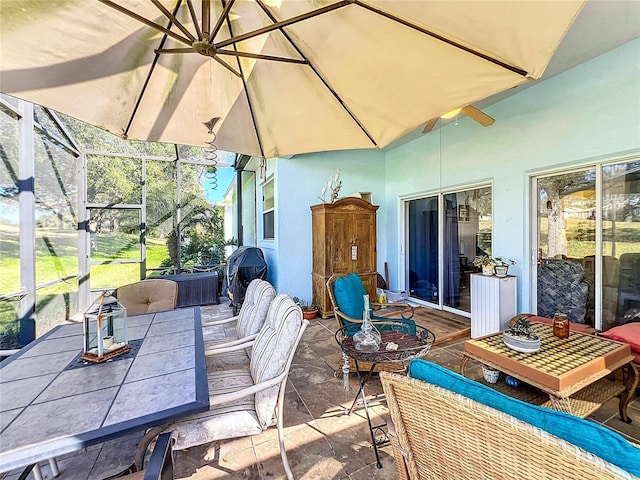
422, 105, 495, 134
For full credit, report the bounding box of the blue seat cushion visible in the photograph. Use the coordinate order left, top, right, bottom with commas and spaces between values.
334, 273, 367, 319
334, 273, 416, 335
408, 359, 640, 477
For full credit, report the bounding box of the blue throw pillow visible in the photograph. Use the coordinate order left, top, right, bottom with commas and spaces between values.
408, 359, 640, 477
334, 273, 367, 319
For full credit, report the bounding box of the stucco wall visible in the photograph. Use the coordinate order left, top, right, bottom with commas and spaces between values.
273, 149, 385, 303
383, 38, 640, 312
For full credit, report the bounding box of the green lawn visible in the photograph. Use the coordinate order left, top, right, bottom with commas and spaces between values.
0, 230, 169, 293
0, 230, 170, 348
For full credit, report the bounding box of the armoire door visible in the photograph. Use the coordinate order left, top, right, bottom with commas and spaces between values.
353, 214, 376, 273
327, 214, 352, 274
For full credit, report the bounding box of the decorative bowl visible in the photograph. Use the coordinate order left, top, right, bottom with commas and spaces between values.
502, 332, 540, 353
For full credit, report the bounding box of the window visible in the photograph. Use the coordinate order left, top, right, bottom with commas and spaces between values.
262, 178, 274, 240
534, 159, 640, 330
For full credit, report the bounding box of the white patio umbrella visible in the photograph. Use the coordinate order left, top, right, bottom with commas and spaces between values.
0, 0, 585, 157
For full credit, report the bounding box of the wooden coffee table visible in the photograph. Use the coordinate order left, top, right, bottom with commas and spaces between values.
460, 323, 638, 421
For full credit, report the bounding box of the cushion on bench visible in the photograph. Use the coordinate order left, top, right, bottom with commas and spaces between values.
600, 323, 640, 364
408, 359, 640, 477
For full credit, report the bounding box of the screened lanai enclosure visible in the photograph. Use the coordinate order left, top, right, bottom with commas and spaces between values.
0, 95, 235, 350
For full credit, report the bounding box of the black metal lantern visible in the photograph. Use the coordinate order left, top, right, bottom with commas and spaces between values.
82, 291, 128, 362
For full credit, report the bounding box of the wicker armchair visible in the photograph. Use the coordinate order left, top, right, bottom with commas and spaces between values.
380, 371, 639, 480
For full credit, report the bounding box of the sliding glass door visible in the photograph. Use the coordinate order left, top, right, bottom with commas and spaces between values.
407, 196, 439, 306
534, 159, 640, 331
406, 186, 492, 315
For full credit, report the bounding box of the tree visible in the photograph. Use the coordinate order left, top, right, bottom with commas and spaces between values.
538, 170, 596, 258
58, 112, 229, 269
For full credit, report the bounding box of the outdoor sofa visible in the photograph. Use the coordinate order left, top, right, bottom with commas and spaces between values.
381, 360, 640, 480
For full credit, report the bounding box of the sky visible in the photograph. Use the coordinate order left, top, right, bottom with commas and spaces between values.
203, 166, 235, 203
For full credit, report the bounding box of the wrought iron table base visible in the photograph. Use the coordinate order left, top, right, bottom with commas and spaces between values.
345, 359, 390, 469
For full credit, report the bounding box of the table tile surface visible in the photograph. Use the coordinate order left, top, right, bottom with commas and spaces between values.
105, 369, 197, 425
0, 307, 208, 474
1, 387, 119, 451
0, 350, 79, 382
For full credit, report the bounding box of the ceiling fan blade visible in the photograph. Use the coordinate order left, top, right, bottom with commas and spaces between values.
422, 117, 439, 134
461, 105, 495, 127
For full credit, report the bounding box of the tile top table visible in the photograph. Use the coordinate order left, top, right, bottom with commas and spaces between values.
460, 323, 638, 420
0, 307, 209, 474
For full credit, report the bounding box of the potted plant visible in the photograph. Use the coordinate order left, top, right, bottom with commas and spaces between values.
503, 316, 540, 353
299, 301, 319, 320
473, 255, 495, 276
493, 257, 516, 277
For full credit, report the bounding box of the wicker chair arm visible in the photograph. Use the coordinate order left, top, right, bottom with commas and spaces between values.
334, 308, 364, 325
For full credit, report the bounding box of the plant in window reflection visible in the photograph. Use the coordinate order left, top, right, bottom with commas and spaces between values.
159, 202, 236, 277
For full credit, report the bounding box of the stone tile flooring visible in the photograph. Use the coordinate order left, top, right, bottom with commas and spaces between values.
4, 299, 639, 480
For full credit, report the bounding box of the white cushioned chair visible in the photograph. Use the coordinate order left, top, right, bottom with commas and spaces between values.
119, 432, 175, 480
201, 278, 276, 369
116, 279, 178, 316
170, 294, 307, 480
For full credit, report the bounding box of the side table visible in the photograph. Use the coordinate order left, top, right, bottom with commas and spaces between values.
335, 322, 435, 468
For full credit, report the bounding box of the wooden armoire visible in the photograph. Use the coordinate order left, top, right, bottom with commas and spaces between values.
311, 197, 379, 318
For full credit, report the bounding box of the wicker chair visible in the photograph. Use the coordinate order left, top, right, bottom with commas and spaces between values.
380, 371, 639, 480
326, 273, 415, 330
537, 259, 589, 324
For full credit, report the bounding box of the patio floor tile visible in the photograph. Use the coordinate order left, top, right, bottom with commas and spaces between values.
3, 299, 639, 480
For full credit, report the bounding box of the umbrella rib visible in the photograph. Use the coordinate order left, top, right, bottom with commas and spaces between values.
151, 0, 196, 42
354, 0, 528, 77
215, 0, 354, 49
156, 48, 195, 54
209, 0, 236, 44
202, 0, 210, 35
216, 49, 308, 64
254, 0, 378, 148
212, 56, 242, 77
123, 1, 184, 138
98, 0, 192, 47
185, 0, 203, 40
220, 0, 265, 158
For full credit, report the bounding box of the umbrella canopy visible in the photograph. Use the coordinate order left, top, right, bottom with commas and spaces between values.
0, 0, 585, 157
